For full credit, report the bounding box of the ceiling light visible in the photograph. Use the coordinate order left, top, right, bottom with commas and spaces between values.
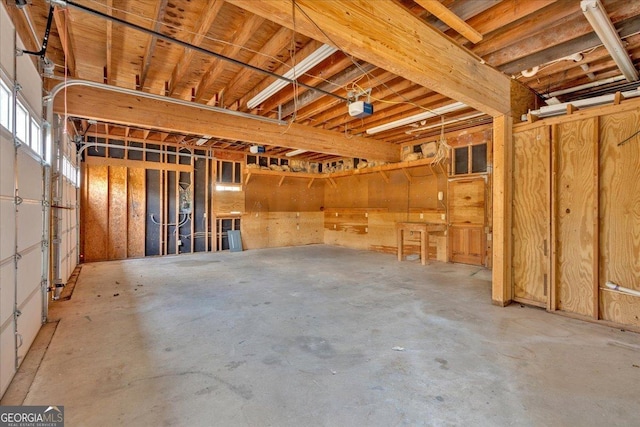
581, 0, 638, 81
247, 44, 338, 109
196, 136, 212, 146
405, 112, 486, 134
366, 102, 467, 135
285, 149, 307, 157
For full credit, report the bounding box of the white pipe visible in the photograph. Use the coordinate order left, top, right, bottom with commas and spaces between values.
523, 87, 640, 120
46, 79, 287, 126
543, 75, 626, 98
521, 66, 539, 78
605, 281, 640, 298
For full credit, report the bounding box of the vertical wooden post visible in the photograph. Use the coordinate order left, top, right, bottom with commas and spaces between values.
491, 115, 513, 306
592, 117, 600, 319
549, 124, 558, 312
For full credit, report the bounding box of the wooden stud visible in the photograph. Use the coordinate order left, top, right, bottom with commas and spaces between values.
550, 124, 558, 312
592, 117, 600, 320
527, 113, 539, 124
566, 104, 576, 115
614, 91, 624, 105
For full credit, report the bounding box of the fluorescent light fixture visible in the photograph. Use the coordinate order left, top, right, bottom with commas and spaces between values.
195, 136, 212, 146
247, 44, 338, 109
581, 0, 638, 81
366, 102, 467, 135
405, 112, 486, 134
285, 149, 307, 157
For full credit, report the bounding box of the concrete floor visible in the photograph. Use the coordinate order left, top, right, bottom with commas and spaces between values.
15, 245, 640, 426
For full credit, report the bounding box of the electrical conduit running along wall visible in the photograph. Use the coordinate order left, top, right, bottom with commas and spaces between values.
0, 2, 50, 398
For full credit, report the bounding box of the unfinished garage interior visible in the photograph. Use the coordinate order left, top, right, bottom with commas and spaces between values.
1, 0, 640, 424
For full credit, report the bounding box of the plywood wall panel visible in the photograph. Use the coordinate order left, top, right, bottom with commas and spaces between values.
555, 118, 597, 317
599, 291, 640, 328
214, 190, 245, 214
368, 171, 409, 211
245, 175, 323, 212
512, 127, 550, 305
84, 165, 108, 261
127, 168, 146, 258
448, 178, 485, 224
242, 212, 323, 249
599, 109, 640, 325
108, 166, 128, 259
324, 175, 368, 208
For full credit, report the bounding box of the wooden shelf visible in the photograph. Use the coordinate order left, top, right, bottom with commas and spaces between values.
244, 157, 447, 184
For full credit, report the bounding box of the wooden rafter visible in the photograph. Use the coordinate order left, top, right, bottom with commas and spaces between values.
414, 0, 483, 44
139, 0, 169, 91
227, 0, 511, 116
52, 7, 77, 77
168, 0, 224, 96
219, 26, 292, 108
195, 14, 265, 103
54, 85, 400, 162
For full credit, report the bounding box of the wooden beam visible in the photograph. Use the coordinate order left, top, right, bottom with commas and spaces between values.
414, 0, 483, 44
140, 0, 169, 90
55, 85, 400, 162
169, 1, 224, 96
491, 115, 513, 306
227, 0, 511, 116
106, 0, 113, 85
307, 178, 315, 188
278, 175, 285, 187
53, 8, 77, 77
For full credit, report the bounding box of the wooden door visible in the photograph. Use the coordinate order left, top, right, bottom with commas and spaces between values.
448, 178, 486, 266
512, 127, 550, 307
449, 224, 485, 265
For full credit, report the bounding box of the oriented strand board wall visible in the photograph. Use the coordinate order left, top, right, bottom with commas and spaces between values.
599, 109, 640, 326
555, 118, 598, 317
83, 164, 109, 261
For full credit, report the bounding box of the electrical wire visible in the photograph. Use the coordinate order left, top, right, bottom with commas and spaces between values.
617, 129, 640, 146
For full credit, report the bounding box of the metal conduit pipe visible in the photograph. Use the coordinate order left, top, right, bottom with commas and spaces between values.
46, 79, 288, 127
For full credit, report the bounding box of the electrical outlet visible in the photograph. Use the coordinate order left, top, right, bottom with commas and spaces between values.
419, 213, 424, 219
177, 240, 182, 246
296, 225, 300, 230
441, 214, 446, 220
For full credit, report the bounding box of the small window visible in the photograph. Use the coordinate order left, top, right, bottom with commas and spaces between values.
215, 184, 242, 192
0, 81, 11, 131
452, 143, 488, 176
15, 101, 28, 143
247, 155, 257, 165
216, 160, 242, 184
30, 118, 41, 155
471, 144, 487, 173
454, 147, 469, 175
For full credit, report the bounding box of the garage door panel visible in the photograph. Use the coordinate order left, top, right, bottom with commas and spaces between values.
16, 249, 40, 305
17, 203, 42, 250
0, 264, 15, 327
0, 200, 14, 261
17, 150, 42, 201
16, 290, 41, 363
1, 318, 16, 396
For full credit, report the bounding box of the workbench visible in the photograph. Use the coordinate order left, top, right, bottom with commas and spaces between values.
396, 222, 447, 265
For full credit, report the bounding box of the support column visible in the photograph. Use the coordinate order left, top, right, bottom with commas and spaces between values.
492, 115, 513, 306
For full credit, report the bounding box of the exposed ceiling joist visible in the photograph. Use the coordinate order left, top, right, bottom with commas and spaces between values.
227, 0, 511, 117
414, 0, 483, 44
54, 85, 400, 162
139, 0, 169, 90
168, 0, 225, 96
